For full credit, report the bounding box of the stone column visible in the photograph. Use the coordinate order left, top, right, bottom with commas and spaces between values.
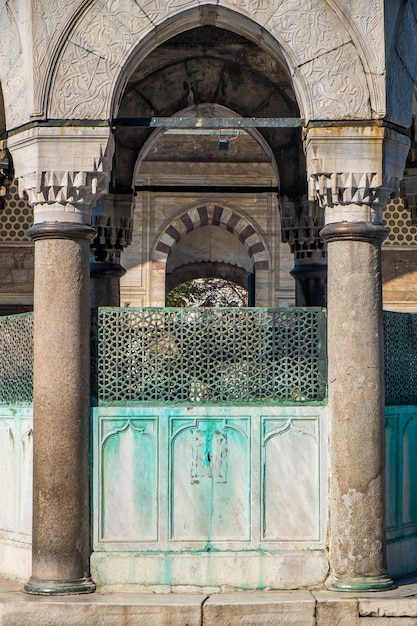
24, 222, 96, 595
90, 259, 126, 307
15, 164, 108, 595
306, 125, 410, 591
321, 219, 393, 591
290, 254, 327, 307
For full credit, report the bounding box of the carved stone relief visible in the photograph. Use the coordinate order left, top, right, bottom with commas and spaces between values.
47, 0, 373, 122
333, 0, 384, 72
265, 0, 350, 67
0, 2, 30, 128
298, 42, 370, 119
32, 0, 80, 115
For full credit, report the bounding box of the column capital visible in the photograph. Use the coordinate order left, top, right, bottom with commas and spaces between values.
6, 124, 112, 224
281, 198, 325, 259
305, 125, 410, 223
19, 170, 108, 225
91, 193, 134, 265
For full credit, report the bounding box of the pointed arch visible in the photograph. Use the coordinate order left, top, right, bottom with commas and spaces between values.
152, 204, 269, 271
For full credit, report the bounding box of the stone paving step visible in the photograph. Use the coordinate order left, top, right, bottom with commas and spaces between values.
2, 577, 417, 625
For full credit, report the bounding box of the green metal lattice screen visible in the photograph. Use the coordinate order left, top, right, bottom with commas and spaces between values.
384, 311, 417, 405
92, 307, 327, 405
0, 312, 33, 405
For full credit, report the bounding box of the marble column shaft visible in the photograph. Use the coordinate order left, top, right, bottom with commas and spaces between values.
24, 222, 96, 595
322, 221, 393, 591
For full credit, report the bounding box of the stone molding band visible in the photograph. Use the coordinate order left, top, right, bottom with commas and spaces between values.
24, 576, 96, 596
28, 222, 97, 242
320, 222, 388, 244
326, 575, 394, 592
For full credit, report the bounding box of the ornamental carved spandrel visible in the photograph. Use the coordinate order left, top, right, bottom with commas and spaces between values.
265, 0, 350, 67
50, 0, 154, 119
48, 0, 372, 122
32, 0, 78, 114
300, 43, 370, 119
336, 0, 384, 72
0, 3, 29, 128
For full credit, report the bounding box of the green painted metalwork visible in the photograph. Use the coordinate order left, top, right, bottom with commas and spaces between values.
0, 313, 33, 405
384, 311, 417, 405
91, 307, 327, 406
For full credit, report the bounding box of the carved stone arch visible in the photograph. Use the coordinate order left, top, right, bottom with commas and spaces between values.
152, 204, 270, 272
46, 0, 372, 123
386, 1, 417, 129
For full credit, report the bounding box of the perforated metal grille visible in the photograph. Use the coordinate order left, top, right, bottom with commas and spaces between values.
0, 313, 33, 404
0, 181, 33, 242
384, 311, 417, 405
383, 198, 417, 247
92, 307, 327, 405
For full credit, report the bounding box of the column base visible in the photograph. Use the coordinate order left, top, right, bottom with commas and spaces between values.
325, 575, 395, 592
23, 576, 96, 595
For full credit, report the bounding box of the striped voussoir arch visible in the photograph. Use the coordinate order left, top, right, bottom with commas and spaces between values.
154, 205, 269, 270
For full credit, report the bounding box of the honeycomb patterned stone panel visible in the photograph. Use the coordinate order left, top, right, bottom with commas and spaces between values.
0, 181, 33, 243
383, 198, 417, 247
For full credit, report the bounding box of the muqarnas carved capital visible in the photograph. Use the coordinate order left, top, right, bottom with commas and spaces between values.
311, 172, 395, 210
281, 200, 324, 256
19, 170, 108, 214
92, 194, 134, 264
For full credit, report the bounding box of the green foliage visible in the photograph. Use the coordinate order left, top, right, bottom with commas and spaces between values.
167, 278, 247, 307
166, 280, 201, 307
